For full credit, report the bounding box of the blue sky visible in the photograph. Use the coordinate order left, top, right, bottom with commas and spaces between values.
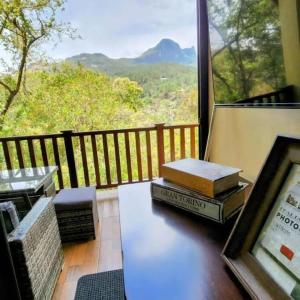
44, 0, 197, 59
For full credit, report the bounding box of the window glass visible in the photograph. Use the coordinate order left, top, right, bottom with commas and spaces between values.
207, 0, 299, 105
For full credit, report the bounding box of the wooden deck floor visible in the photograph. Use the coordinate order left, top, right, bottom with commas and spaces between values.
52, 190, 122, 300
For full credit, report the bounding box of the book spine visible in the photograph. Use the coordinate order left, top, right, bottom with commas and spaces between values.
223, 187, 245, 219
151, 183, 222, 222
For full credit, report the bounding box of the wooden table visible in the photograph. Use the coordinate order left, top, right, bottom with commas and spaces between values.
118, 182, 250, 300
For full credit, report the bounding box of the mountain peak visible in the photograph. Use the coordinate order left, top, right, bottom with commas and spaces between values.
156, 39, 181, 48
135, 39, 196, 65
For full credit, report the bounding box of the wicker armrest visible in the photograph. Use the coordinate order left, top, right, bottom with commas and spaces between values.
8, 197, 64, 300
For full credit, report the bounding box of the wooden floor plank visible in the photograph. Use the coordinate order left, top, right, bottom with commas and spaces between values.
59, 282, 77, 300
101, 199, 119, 218
52, 191, 121, 299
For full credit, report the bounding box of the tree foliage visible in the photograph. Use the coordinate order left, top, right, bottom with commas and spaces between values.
0, 0, 74, 124
1, 62, 198, 136
2, 64, 145, 135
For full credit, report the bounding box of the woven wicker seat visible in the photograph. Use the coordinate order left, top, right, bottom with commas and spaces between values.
8, 197, 63, 300
53, 187, 98, 242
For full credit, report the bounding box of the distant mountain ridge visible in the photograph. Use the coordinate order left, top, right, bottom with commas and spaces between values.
66, 39, 196, 72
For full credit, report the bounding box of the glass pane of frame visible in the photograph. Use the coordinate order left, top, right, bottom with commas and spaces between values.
252, 164, 300, 299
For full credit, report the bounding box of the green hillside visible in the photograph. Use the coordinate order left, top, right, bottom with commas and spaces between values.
66, 53, 134, 74
112, 63, 197, 99
67, 55, 197, 105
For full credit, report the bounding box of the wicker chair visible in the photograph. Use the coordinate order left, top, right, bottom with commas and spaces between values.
8, 197, 64, 300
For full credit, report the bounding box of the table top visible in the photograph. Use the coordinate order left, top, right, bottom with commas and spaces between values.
118, 182, 249, 300
0, 166, 57, 194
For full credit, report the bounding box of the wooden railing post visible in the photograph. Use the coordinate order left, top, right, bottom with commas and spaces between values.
61, 130, 78, 188
2, 141, 12, 170
155, 123, 165, 177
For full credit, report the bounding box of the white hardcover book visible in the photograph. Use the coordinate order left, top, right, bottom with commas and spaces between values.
151, 178, 248, 223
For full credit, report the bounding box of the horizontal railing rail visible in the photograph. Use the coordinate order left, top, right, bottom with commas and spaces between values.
0, 123, 199, 190
234, 85, 293, 105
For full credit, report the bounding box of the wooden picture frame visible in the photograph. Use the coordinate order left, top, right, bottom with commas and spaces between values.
222, 135, 300, 300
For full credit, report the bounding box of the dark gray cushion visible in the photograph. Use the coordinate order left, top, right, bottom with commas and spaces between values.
54, 187, 96, 211
0, 201, 20, 233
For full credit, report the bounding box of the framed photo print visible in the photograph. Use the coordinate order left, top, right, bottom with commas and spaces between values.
222, 135, 300, 300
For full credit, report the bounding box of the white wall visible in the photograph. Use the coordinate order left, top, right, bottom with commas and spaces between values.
206, 107, 300, 182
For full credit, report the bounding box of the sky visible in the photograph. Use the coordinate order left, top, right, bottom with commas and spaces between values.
42, 0, 198, 59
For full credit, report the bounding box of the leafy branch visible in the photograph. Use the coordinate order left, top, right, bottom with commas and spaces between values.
0, 0, 76, 127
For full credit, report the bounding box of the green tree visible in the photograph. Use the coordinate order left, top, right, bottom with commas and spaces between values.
0, 0, 75, 126
2, 64, 144, 135
175, 89, 198, 124
112, 77, 144, 111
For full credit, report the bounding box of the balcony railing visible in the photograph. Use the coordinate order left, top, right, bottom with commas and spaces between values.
234, 85, 293, 105
0, 123, 199, 190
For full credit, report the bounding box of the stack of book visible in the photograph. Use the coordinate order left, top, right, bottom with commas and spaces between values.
151, 158, 248, 224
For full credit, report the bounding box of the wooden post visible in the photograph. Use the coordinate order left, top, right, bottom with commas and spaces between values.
61, 130, 78, 188
2, 141, 13, 170
198, 0, 209, 159
155, 123, 165, 177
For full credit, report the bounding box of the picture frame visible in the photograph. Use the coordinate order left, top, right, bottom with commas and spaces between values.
222, 135, 300, 300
